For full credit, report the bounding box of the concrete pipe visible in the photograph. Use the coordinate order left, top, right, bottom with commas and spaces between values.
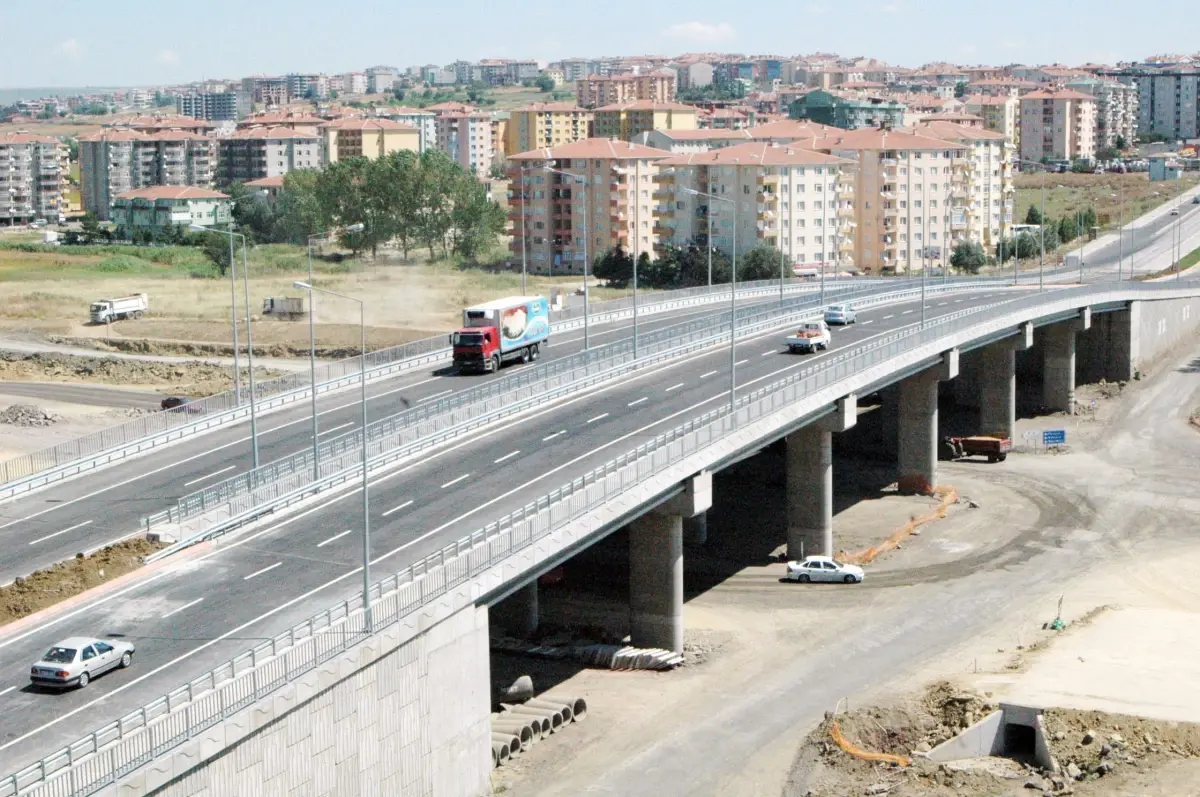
507, 704, 566, 727
492, 741, 510, 765
505, 705, 564, 731
526, 699, 574, 723
540, 694, 589, 722
492, 732, 523, 756
504, 715, 550, 739
492, 746, 500, 769
492, 722, 534, 750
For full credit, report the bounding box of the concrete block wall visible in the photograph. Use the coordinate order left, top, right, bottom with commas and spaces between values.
136, 603, 492, 797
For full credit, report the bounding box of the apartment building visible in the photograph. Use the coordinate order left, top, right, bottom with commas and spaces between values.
702, 108, 750, 130
113, 114, 217, 135
435, 112, 495, 174
505, 103, 592, 154
1019, 89, 1097, 163
319, 117, 420, 163
218, 126, 321, 184
111, 186, 231, 233
236, 111, 324, 135
1129, 66, 1200, 139
176, 91, 249, 121
963, 94, 1019, 148
673, 62, 714, 90
789, 90, 906, 130
242, 76, 289, 107
387, 108, 437, 152
0, 133, 67, 226
287, 74, 329, 100
507, 139, 671, 273
343, 72, 368, 95
913, 120, 1012, 248
633, 128, 753, 154
79, 129, 217, 220
1065, 77, 1138, 149
366, 67, 398, 94
592, 101, 699, 141
820, 128, 970, 274
655, 142, 856, 272
575, 72, 677, 108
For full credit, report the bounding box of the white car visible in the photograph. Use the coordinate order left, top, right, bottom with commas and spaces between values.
824, 304, 857, 325
30, 636, 135, 689
785, 556, 865, 584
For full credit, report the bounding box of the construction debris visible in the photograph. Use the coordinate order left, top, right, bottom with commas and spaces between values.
490, 633, 683, 671
0, 404, 60, 427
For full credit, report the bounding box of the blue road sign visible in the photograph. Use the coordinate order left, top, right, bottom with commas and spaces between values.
1042, 429, 1066, 446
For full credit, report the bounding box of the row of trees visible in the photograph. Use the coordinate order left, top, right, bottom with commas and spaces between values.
226, 149, 506, 262
592, 244, 817, 290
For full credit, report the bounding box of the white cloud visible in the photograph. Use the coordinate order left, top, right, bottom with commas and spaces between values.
805, 2, 828, 15
662, 21, 736, 46
56, 39, 84, 61
157, 49, 180, 66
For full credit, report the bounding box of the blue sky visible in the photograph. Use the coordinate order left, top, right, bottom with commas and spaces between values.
3, 0, 1186, 89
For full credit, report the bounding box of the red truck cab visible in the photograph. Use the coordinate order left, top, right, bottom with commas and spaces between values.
451, 296, 551, 374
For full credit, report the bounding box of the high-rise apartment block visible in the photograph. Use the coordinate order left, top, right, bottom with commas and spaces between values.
387, 108, 438, 152
319, 117, 420, 163
505, 103, 592, 154
0, 133, 68, 225
218, 127, 321, 184
343, 72, 368, 95
79, 129, 216, 220
1019, 89, 1097, 163
508, 139, 671, 272
963, 94, 1019, 148
242, 76, 289, 107
176, 91, 249, 121
592, 101, 699, 141
575, 72, 677, 108
1066, 77, 1138, 149
435, 113, 495, 175
913, 121, 1013, 248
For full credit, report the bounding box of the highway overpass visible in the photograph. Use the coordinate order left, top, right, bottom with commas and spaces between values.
4, 280, 1200, 797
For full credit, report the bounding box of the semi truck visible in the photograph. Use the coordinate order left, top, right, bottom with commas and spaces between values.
451, 295, 550, 374
90, 293, 148, 324
785, 320, 831, 353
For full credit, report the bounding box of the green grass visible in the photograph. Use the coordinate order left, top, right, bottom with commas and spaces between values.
1013, 173, 1200, 232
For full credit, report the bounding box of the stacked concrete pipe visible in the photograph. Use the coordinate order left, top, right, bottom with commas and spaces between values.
534, 694, 589, 722
489, 694, 589, 769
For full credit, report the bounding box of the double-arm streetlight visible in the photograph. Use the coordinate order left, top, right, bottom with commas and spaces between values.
294, 280, 372, 633
542, 164, 591, 350
305, 224, 364, 481
193, 223, 259, 469
683, 187, 738, 419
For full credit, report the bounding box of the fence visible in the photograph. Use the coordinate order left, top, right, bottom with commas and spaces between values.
11, 279, 1171, 797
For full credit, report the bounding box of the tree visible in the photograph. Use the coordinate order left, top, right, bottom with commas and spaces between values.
80, 212, 102, 243
1015, 232, 1039, 260
535, 75, 555, 93
273, 169, 322, 245
950, 241, 987, 274
593, 246, 634, 287
1095, 146, 1120, 162
201, 231, 233, 276
448, 176, 505, 261
1057, 215, 1078, 244
1115, 134, 1128, 150
393, 87, 405, 103
153, 91, 175, 108
1081, 206, 1097, 230
1039, 223, 1060, 252
1024, 205, 1042, 225
738, 245, 785, 282
954, 81, 967, 98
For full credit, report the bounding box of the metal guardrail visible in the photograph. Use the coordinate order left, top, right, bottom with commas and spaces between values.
0, 277, 886, 501
142, 280, 985, 554
15, 280, 1182, 797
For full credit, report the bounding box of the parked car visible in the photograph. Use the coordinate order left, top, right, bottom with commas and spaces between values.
1192, 195, 1200, 205
1171, 208, 1181, 216
785, 556, 865, 584
30, 637, 135, 689
824, 304, 857, 325
160, 396, 198, 413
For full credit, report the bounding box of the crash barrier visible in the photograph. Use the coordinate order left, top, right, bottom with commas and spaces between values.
17, 284, 1192, 797
492, 695, 587, 769
143, 280, 1007, 558
840, 485, 958, 565
0, 276, 877, 502
829, 718, 912, 767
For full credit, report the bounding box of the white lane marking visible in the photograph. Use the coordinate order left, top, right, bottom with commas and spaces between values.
260, 377, 444, 435
699, 370, 719, 379
28, 520, 92, 546
242, 562, 282, 581
493, 451, 521, 464
902, 309, 914, 315
418, 389, 453, 403
627, 397, 649, 407
542, 430, 566, 442
382, 500, 414, 516
441, 474, 470, 489
161, 597, 204, 619
954, 299, 964, 303
182, 465, 235, 487
0, 686, 15, 698
862, 319, 874, 324
883, 314, 895, 319
586, 413, 609, 423
735, 359, 748, 366
937, 302, 948, 306
665, 383, 684, 392
761, 350, 776, 357
316, 529, 353, 547
317, 421, 353, 436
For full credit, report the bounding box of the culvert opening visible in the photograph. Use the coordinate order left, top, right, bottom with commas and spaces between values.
1003, 722, 1037, 760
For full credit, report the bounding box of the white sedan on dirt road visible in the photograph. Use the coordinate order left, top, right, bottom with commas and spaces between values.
785, 556, 865, 584
30, 637, 135, 689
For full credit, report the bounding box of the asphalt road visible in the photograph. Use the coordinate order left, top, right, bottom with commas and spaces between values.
0, 287, 1018, 771
0, 287, 870, 585
0, 383, 161, 410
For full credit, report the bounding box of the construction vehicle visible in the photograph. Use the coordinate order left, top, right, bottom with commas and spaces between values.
940, 435, 1011, 463
451, 296, 550, 374
90, 293, 148, 324
262, 296, 306, 320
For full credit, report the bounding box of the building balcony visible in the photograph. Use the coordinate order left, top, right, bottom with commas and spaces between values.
837, 203, 855, 217
880, 157, 898, 167
951, 221, 967, 231
881, 167, 898, 180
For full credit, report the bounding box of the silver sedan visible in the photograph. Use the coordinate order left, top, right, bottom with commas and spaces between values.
30, 637, 135, 689
824, 304, 857, 325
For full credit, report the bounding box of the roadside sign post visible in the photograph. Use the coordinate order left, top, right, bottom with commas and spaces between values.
1042, 429, 1066, 447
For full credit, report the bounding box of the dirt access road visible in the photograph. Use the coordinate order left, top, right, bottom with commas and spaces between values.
493, 339, 1200, 797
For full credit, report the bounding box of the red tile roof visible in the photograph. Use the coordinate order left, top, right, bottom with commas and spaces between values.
746, 119, 840, 139
246, 175, 285, 188
652, 129, 753, 141
512, 102, 590, 113
229, 125, 320, 140
1021, 89, 1097, 101
595, 100, 696, 112
0, 131, 60, 145
508, 137, 672, 161
319, 117, 418, 131
660, 141, 851, 167
912, 120, 1006, 141
115, 186, 229, 201
823, 128, 968, 152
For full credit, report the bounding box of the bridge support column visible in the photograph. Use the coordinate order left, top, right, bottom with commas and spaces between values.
629, 472, 711, 654
954, 350, 980, 408
977, 324, 1031, 439
493, 582, 539, 638
1110, 301, 1141, 381
1043, 310, 1089, 413
683, 512, 708, 546
786, 396, 857, 559
898, 350, 959, 492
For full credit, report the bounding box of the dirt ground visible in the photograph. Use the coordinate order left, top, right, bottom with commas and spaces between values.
1012, 172, 1200, 230
0, 538, 164, 623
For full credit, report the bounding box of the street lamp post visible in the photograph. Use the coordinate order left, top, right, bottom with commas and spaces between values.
193, 224, 258, 469
227, 233, 241, 403
543, 164, 590, 350
305, 224, 364, 482
294, 280, 372, 632
685, 188, 737, 418
518, 166, 528, 295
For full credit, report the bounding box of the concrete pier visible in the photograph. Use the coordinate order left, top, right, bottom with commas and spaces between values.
786, 396, 857, 559
1043, 323, 1077, 413
897, 351, 958, 491
493, 582, 539, 638
629, 513, 684, 653
683, 512, 708, 546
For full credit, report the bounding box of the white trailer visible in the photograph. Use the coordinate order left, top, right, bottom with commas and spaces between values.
90, 293, 148, 324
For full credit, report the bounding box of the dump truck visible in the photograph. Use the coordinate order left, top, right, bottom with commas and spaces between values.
451, 296, 550, 374
785, 320, 831, 353
262, 296, 306, 320
940, 435, 1012, 463
90, 293, 148, 324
